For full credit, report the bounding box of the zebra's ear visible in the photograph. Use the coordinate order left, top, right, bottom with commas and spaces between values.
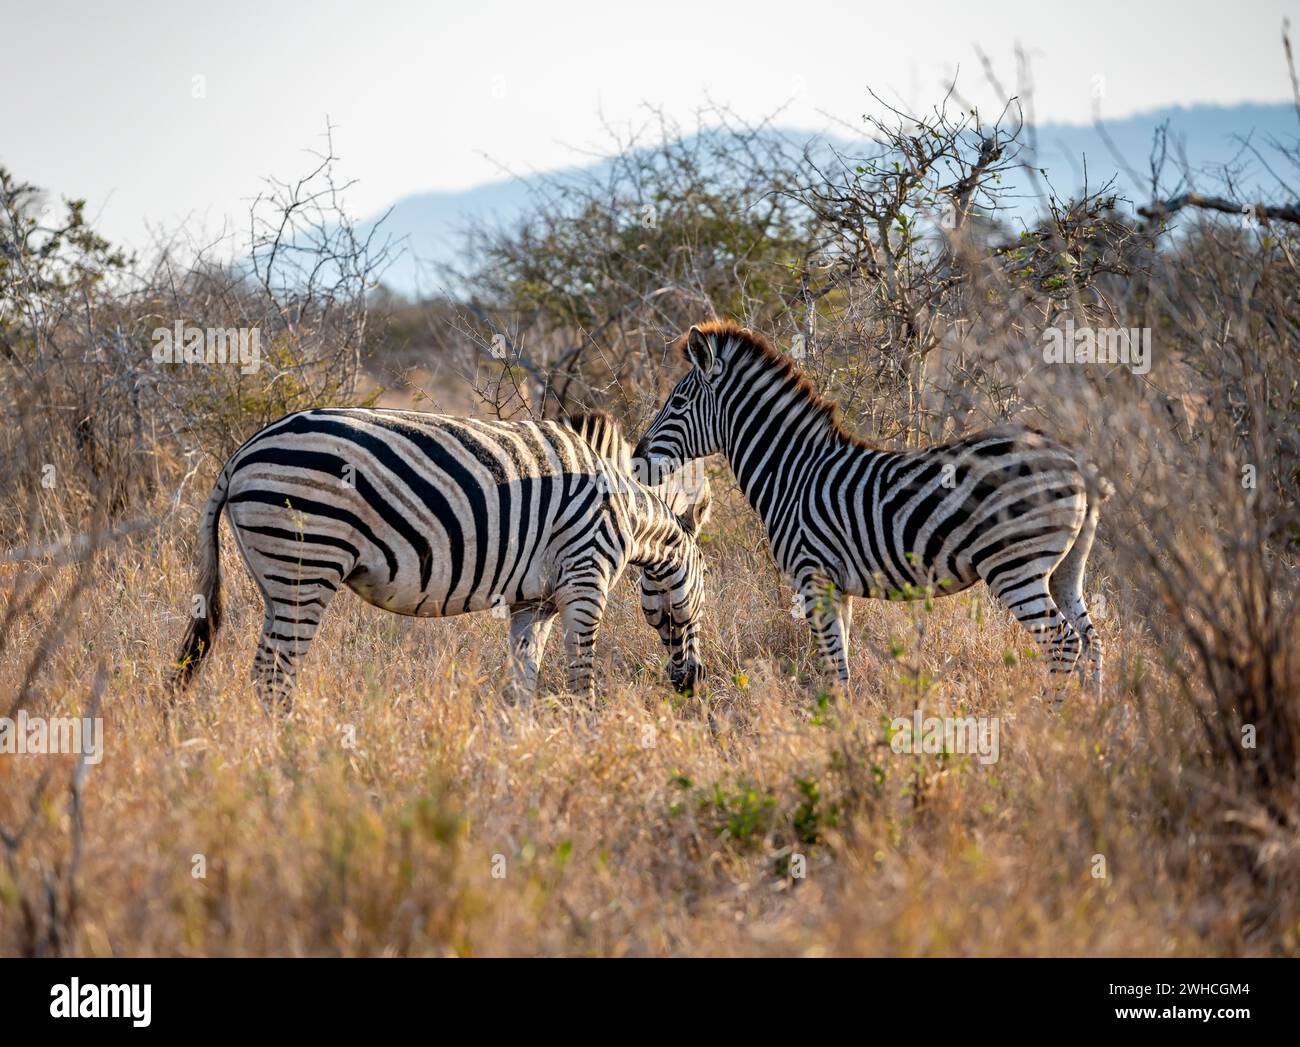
685, 326, 715, 375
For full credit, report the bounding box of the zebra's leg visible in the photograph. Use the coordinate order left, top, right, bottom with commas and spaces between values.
984, 572, 1082, 692
252, 577, 338, 713
225, 505, 351, 714
797, 573, 851, 686
506, 601, 558, 704
1048, 509, 1105, 699
553, 577, 610, 702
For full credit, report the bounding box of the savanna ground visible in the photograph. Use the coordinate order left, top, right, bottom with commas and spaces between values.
0, 486, 1228, 956
3, 49, 1298, 955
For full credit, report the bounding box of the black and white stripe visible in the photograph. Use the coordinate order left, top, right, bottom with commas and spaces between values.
172, 408, 708, 707
634, 321, 1112, 695
565, 409, 713, 652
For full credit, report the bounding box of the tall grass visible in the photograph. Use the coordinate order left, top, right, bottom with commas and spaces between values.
0, 498, 1251, 956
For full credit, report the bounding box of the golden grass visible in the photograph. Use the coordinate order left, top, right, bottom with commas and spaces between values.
0, 485, 1282, 956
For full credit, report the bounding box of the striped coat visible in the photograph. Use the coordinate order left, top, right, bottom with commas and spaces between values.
634, 321, 1111, 696
173, 408, 708, 707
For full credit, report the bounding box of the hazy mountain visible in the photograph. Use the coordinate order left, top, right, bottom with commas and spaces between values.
1029, 102, 1296, 202
361, 102, 1299, 298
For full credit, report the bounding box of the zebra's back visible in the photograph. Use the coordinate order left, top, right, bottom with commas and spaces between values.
796, 426, 1087, 598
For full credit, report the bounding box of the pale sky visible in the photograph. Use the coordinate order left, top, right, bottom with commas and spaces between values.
5, 0, 1299, 252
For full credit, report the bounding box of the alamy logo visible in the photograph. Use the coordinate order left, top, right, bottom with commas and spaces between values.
50, 979, 151, 1027
152, 321, 261, 374
0, 710, 103, 764
889, 710, 1000, 765
1042, 319, 1150, 375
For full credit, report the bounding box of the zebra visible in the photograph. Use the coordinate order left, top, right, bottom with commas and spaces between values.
564, 410, 713, 653
633, 320, 1112, 697
171, 408, 709, 708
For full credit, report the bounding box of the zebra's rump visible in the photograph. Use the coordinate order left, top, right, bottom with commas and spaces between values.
817, 426, 1091, 597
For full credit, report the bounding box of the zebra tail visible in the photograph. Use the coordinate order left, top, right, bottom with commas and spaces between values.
171, 471, 229, 690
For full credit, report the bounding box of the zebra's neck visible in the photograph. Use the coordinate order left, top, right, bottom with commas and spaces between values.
719, 355, 875, 530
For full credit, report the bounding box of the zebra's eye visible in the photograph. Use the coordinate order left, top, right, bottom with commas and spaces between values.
670, 392, 690, 408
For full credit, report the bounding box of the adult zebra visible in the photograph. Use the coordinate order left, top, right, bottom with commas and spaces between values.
172, 408, 709, 707
634, 321, 1112, 696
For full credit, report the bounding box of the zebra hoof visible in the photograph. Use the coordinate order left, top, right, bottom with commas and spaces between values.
502, 685, 533, 709
257, 689, 295, 717
670, 664, 705, 698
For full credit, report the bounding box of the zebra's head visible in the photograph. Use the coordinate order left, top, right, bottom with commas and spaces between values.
638, 537, 706, 696
654, 461, 712, 537
633, 324, 728, 479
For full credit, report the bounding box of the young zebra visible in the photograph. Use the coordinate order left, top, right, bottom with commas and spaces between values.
634, 321, 1112, 697
172, 408, 709, 708
565, 410, 713, 654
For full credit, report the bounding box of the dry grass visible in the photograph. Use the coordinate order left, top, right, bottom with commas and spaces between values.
1, 481, 1278, 957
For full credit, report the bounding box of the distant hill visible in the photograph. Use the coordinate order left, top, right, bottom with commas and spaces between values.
1028, 102, 1297, 202
360, 102, 1300, 298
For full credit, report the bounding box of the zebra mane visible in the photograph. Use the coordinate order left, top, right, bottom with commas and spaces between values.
563, 409, 711, 536
562, 409, 632, 467
675, 319, 879, 450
